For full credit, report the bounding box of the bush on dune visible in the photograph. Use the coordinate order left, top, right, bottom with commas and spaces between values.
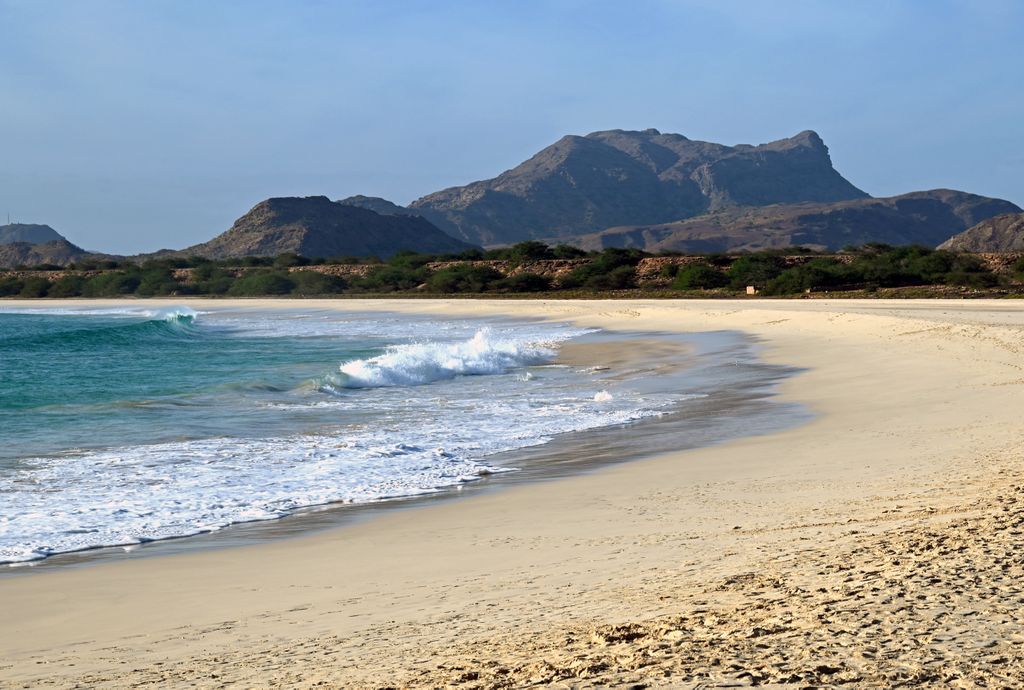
47, 274, 87, 297
19, 276, 52, 298
81, 271, 142, 297
226, 270, 295, 296
289, 270, 347, 296
493, 272, 552, 293
560, 248, 644, 289
672, 263, 729, 290
727, 254, 788, 289
426, 264, 503, 293
135, 268, 185, 296
355, 264, 430, 292
0, 277, 25, 297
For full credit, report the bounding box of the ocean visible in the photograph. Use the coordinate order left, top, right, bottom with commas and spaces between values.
0, 306, 696, 565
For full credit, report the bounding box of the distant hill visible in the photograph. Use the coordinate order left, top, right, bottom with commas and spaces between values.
406, 129, 870, 245
177, 196, 477, 260
0, 239, 92, 267
567, 190, 1023, 253
939, 213, 1024, 252
0, 223, 64, 245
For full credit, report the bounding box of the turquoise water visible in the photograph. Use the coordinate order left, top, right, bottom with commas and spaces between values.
0, 308, 380, 461
0, 306, 680, 563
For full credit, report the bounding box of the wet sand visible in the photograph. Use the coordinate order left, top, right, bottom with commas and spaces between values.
2, 298, 1023, 688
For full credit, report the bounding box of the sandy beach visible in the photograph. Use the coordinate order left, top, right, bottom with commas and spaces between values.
2, 298, 1024, 688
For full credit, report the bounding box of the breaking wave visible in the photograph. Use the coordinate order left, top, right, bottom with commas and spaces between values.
337, 328, 558, 388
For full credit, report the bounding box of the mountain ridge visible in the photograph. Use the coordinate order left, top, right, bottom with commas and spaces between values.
405, 128, 869, 245
562, 190, 1022, 253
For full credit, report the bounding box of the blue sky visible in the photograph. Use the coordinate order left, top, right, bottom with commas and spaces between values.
1, 0, 1021, 253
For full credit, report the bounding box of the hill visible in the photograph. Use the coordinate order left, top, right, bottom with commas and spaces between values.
406, 128, 870, 245
567, 190, 1022, 253
938, 213, 1024, 252
0, 239, 92, 267
178, 196, 477, 260
0, 223, 65, 245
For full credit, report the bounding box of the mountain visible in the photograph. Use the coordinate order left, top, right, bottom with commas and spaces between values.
0, 239, 92, 267
178, 196, 477, 260
337, 195, 419, 217
406, 128, 869, 245
0, 223, 64, 245
938, 213, 1024, 252
567, 190, 1023, 253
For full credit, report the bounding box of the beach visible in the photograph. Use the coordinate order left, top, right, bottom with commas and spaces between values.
2, 298, 1024, 688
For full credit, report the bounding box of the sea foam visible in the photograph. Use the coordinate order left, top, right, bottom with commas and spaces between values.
0, 311, 681, 565
338, 328, 557, 388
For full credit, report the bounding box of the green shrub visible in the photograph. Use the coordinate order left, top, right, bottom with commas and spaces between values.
426, 265, 503, 293
48, 274, 87, 297
227, 270, 295, 296
505, 241, 554, 263
81, 271, 142, 297
273, 252, 310, 268
0, 277, 25, 297
136, 268, 183, 296
196, 276, 234, 294
494, 272, 552, 292
843, 246, 997, 289
239, 256, 275, 267
551, 244, 588, 260
727, 254, 787, 289
560, 248, 644, 289
388, 250, 435, 270
762, 260, 855, 295
190, 265, 234, 294
672, 264, 729, 290
659, 263, 681, 279
356, 265, 429, 292
583, 265, 636, 290
289, 270, 347, 296
19, 276, 51, 298
945, 271, 998, 288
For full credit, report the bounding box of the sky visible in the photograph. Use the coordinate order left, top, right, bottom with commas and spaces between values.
1, 0, 1022, 254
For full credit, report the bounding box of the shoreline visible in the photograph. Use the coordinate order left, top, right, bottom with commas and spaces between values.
2, 298, 1023, 686
0, 309, 801, 572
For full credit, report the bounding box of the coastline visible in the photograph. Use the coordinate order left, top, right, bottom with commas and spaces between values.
2, 298, 1024, 687
2, 323, 800, 571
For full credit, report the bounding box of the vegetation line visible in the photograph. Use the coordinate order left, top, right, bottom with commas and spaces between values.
2, 241, 1023, 299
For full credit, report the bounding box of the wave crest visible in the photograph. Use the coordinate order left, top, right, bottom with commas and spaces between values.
338, 328, 554, 388
145, 306, 199, 323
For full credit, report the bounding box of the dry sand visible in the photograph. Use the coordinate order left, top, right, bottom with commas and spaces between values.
2, 298, 1024, 688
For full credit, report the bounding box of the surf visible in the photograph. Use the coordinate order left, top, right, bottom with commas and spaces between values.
336, 328, 558, 388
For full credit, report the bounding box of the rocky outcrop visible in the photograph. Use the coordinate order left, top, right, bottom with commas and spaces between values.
938, 213, 1024, 252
